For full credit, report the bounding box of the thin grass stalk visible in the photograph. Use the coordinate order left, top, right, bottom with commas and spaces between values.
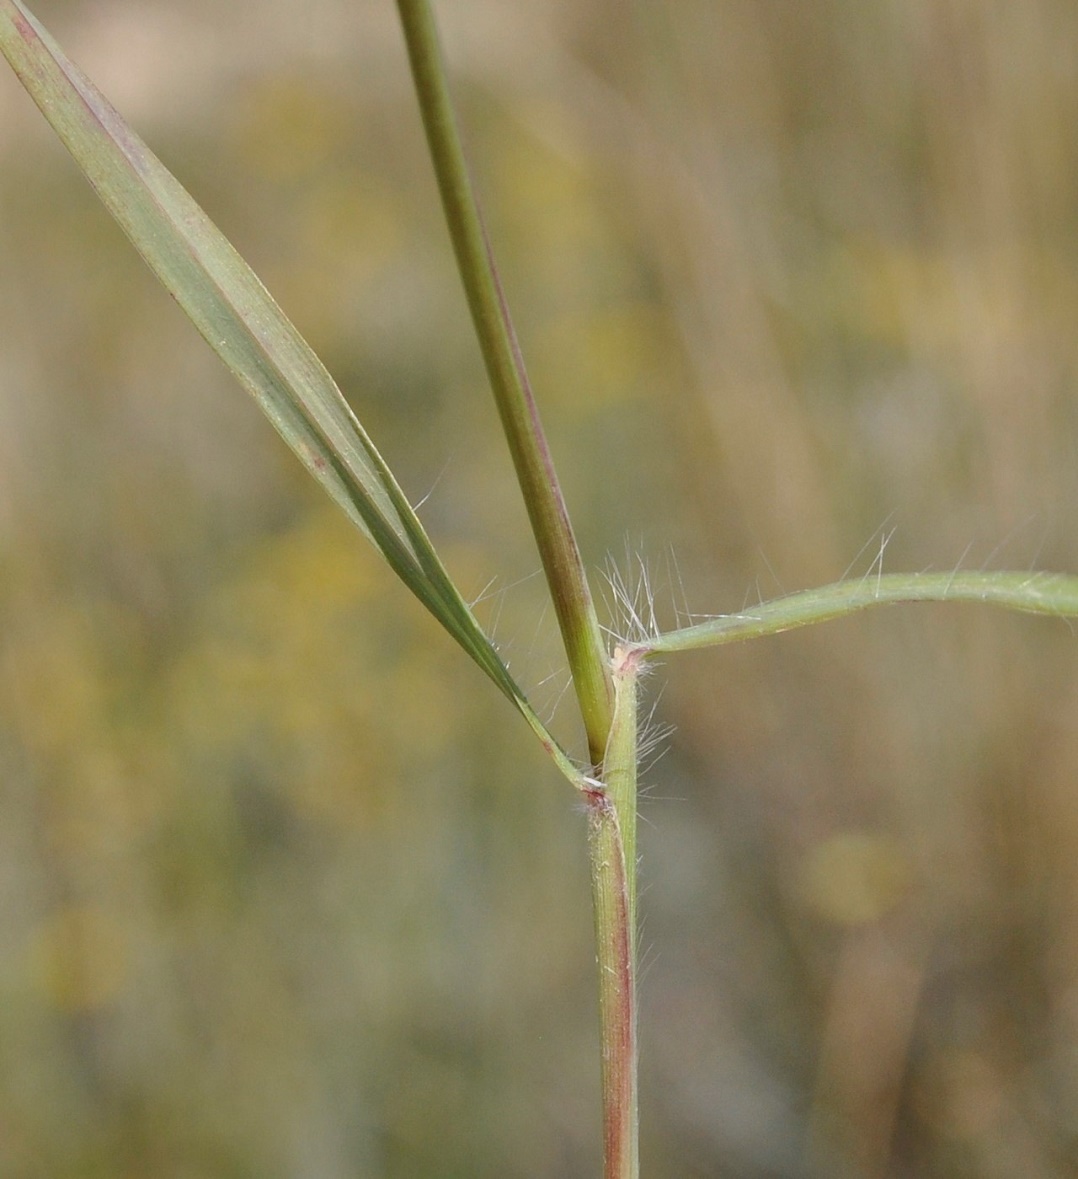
588, 646, 642, 1178
606, 647, 641, 935
587, 790, 638, 1179
394, 0, 614, 764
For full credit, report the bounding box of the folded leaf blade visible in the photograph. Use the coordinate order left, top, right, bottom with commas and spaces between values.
0, 0, 582, 784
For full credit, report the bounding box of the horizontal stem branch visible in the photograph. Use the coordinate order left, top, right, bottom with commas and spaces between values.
634, 570, 1078, 656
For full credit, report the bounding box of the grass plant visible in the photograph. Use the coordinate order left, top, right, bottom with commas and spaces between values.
2, 1, 1077, 1175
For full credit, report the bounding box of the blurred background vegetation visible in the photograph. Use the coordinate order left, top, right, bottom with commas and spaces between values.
2, 0, 1078, 1175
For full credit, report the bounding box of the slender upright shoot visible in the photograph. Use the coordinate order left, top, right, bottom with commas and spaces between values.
394, 0, 614, 766
394, 7, 638, 1173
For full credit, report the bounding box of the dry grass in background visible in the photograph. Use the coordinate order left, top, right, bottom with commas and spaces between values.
2, 1, 1078, 1174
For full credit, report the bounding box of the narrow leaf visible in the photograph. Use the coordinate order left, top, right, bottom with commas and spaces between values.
0, 0, 583, 786
636, 571, 1078, 656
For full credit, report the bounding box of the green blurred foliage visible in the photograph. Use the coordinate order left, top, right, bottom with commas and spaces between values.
3, 0, 1078, 1175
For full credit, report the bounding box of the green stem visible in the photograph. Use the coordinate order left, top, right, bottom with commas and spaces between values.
606, 647, 641, 933
394, 0, 614, 764
587, 646, 642, 1179
587, 792, 638, 1179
